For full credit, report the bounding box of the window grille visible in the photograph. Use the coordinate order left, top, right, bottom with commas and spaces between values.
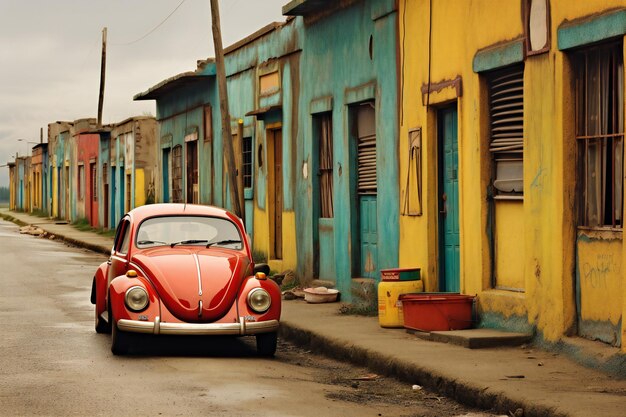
172, 145, 183, 203
243, 136, 253, 189
318, 113, 333, 218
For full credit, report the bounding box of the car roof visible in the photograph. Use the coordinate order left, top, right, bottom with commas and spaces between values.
127, 204, 239, 225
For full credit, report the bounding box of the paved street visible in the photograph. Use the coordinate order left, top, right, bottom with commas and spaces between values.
0, 219, 498, 417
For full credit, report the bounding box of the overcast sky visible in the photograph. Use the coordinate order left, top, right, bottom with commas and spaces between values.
0, 0, 287, 187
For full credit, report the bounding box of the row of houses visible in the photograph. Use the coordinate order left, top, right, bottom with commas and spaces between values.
9, 117, 157, 230
7, 0, 626, 352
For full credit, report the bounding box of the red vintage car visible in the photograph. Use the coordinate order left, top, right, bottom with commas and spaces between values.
90, 204, 280, 356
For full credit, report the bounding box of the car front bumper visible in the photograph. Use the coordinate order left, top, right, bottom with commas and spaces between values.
117, 316, 279, 336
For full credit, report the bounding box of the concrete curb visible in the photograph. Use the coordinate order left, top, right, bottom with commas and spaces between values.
46, 233, 111, 256
279, 322, 567, 417
0, 213, 28, 227
0, 212, 111, 256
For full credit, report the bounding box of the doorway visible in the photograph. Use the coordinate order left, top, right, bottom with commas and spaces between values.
267, 128, 283, 260
438, 106, 460, 292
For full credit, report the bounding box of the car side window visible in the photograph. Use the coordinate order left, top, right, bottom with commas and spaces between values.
113, 218, 131, 255
119, 221, 131, 255
113, 220, 126, 252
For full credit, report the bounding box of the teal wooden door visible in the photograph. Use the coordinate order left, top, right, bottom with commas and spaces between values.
360, 195, 377, 278
439, 107, 460, 292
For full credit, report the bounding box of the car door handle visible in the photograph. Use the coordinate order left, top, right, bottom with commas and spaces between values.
107, 259, 112, 265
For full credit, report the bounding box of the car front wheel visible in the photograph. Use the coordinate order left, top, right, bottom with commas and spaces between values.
256, 332, 277, 357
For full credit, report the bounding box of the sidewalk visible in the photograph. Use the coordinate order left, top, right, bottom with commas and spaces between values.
2, 208, 626, 417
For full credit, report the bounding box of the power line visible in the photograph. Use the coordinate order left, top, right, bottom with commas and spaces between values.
111, 0, 188, 46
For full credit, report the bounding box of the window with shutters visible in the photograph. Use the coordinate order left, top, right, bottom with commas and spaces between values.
488, 65, 524, 197
172, 145, 183, 203
357, 102, 377, 195
573, 41, 624, 229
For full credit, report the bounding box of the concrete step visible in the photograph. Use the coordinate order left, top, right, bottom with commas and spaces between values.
407, 328, 533, 349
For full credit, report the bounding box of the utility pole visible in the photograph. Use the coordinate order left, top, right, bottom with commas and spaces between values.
210, 0, 243, 218
97, 27, 107, 129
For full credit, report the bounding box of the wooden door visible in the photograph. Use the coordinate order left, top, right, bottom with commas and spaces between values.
438, 106, 460, 292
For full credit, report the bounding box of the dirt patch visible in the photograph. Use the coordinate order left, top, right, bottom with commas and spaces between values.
278, 341, 501, 417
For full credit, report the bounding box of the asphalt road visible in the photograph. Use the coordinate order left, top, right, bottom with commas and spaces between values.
0, 219, 497, 417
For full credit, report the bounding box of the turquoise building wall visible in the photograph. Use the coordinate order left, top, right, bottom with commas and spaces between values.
287, 0, 400, 296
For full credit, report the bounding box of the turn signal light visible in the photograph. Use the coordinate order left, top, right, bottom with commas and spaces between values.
255, 272, 267, 280
126, 270, 138, 278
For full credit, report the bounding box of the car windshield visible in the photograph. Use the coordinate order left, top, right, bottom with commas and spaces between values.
136, 215, 243, 250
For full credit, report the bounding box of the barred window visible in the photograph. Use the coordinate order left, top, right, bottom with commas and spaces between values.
243, 136, 252, 189
172, 145, 183, 203
574, 42, 624, 228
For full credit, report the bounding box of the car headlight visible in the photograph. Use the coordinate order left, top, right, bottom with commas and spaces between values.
247, 288, 271, 313
125, 286, 149, 312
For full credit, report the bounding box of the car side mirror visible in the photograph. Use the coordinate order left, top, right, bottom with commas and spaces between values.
254, 263, 270, 276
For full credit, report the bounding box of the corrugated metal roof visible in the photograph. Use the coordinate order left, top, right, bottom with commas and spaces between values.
282, 0, 331, 16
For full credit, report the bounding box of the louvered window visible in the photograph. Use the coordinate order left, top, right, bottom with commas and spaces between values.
357, 103, 377, 195
488, 65, 524, 196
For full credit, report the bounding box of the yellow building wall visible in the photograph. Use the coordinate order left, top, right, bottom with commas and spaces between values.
494, 202, 524, 290
399, 0, 626, 346
135, 169, 145, 208
253, 204, 297, 274
577, 234, 623, 325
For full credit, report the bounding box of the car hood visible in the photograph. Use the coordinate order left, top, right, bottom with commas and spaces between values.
132, 248, 250, 322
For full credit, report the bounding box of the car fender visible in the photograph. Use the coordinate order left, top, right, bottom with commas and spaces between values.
109, 274, 161, 324
91, 261, 109, 317
237, 276, 282, 322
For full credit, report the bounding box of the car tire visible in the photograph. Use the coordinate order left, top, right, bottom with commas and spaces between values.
95, 311, 111, 334
111, 313, 131, 355
94, 289, 111, 334
256, 332, 277, 357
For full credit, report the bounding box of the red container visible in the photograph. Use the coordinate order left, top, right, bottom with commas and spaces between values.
399, 293, 475, 331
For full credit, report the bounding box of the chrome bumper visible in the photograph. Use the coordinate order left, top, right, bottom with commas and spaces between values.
117, 316, 279, 336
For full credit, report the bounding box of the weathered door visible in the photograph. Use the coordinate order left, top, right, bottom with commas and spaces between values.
162, 148, 170, 203
269, 129, 283, 260
103, 163, 108, 229
357, 103, 377, 279
119, 164, 125, 217
186, 140, 198, 203
90, 162, 97, 227
111, 166, 116, 226
438, 106, 460, 292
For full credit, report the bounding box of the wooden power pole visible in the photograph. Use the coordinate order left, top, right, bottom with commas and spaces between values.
210, 0, 242, 218
97, 27, 107, 129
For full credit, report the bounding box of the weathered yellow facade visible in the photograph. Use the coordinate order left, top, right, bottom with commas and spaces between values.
399, 0, 626, 350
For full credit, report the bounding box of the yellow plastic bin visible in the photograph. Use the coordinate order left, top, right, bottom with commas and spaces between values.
378, 268, 423, 328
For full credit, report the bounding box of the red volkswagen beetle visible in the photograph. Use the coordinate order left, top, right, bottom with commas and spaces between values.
90, 204, 280, 356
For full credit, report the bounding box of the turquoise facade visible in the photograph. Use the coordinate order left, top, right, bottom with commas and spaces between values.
287, 0, 400, 296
